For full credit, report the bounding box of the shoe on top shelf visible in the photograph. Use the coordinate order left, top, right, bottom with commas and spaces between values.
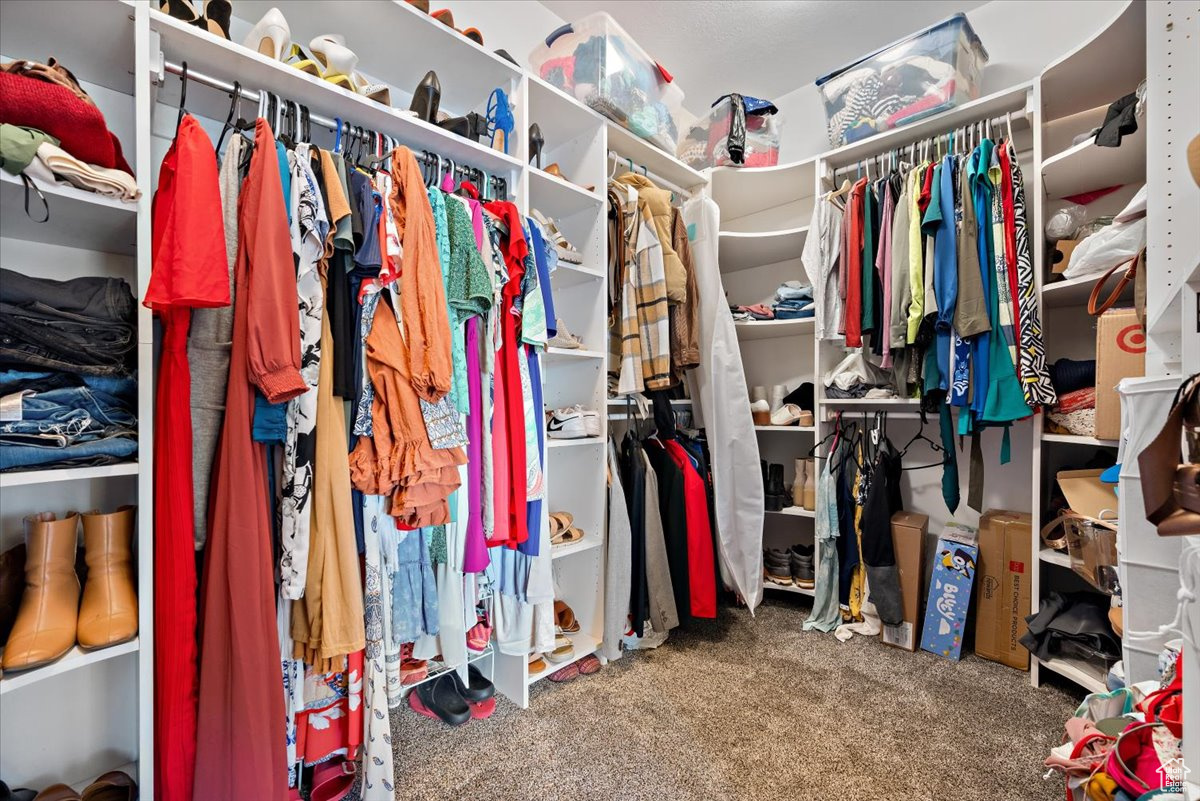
546, 405, 601, 439
531, 209, 584, 265
546, 318, 585, 350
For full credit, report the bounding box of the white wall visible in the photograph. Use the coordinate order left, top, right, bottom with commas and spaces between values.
773, 0, 1130, 161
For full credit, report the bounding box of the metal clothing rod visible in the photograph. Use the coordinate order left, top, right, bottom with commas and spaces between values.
823, 410, 931, 420
161, 59, 508, 187
606, 149, 691, 197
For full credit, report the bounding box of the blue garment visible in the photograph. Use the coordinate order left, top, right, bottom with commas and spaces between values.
390, 526, 440, 642
930, 157, 958, 392
0, 369, 138, 471
774, 284, 814, 301
803, 459, 842, 632
528, 220, 557, 339
276, 140, 291, 223
962, 142, 994, 433
518, 348, 545, 557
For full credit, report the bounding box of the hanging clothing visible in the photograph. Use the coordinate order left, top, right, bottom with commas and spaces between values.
802, 191, 844, 341
620, 432, 650, 636
641, 448, 680, 634
146, 113, 228, 801
682, 195, 763, 612
601, 439, 633, 662
193, 118, 306, 801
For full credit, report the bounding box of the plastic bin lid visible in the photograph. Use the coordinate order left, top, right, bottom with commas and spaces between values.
814, 13, 988, 88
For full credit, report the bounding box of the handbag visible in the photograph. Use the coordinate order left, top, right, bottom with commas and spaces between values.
1087, 248, 1143, 316
1137, 373, 1200, 536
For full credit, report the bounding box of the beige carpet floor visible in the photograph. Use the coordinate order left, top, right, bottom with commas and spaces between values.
386, 595, 1083, 801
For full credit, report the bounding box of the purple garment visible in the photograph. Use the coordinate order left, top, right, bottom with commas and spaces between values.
518, 347, 544, 557
461, 198, 490, 573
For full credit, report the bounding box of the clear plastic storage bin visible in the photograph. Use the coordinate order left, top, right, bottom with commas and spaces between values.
530, 12, 686, 153
815, 14, 988, 148
677, 97, 782, 169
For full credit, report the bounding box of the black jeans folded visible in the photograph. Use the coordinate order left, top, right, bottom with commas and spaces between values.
1, 268, 135, 324
0, 305, 135, 375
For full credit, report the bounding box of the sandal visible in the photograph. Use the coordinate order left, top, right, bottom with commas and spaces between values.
554, 600, 580, 633
545, 630, 575, 664
466, 619, 492, 652
548, 511, 574, 537
547, 663, 580, 682
528, 653, 546, 674
469, 696, 496, 718
531, 210, 584, 264
544, 162, 595, 193
399, 642, 428, 685
577, 654, 601, 675
551, 526, 584, 546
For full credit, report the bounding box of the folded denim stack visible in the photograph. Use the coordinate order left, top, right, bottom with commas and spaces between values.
0, 268, 137, 377
772, 281, 815, 320
0, 370, 137, 471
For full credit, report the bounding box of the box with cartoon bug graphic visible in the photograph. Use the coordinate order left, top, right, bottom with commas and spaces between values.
920, 522, 979, 661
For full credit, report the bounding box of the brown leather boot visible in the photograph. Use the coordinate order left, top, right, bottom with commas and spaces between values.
77, 506, 138, 650
2, 513, 81, 672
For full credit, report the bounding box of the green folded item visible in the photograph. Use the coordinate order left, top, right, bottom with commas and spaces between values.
0, 124, 60, 175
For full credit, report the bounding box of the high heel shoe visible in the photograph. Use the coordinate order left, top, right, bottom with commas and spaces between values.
203, 0, 231, 39
242, 7, 290, 61
308, 34, 357, 92
439, 111, 488, 143
487, 88, 514, 154
160, 0, 203, 26
410, 70, 441, 122
529, 122, 545, 168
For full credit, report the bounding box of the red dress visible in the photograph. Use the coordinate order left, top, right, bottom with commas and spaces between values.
145, 114, 228, 801
193, 118, 307, 800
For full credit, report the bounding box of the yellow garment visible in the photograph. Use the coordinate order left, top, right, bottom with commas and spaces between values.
290, 151, 365, 671
906, 163, 927, 343
848, 441, 866, 620
616, 172, 686, 303
1085, 771, 1118, 801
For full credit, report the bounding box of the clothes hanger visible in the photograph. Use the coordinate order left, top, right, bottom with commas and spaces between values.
175, 61, 189, 133
215, 80, 241, 154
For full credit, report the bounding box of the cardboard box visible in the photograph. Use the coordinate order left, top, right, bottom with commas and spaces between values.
1050, 239, 1080, 274
1094, 308, 1145, 440
920, 523, 979, 661
882, 511, 928, 651
974, 510, 1033, 670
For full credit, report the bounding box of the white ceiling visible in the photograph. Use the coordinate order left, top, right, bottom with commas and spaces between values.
538, 0, 989, 113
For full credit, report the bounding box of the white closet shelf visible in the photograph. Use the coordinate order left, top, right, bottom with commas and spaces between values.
0, 463, 140, 488
1039, 548, 1073, 569
0, 639, 139, 696
550, 537, 602, 561
711, 160, 817, 222
546, 438, 604, 450
1041, 433, 1119, 447
1036, 654, 1108, 695
527, 75, 606, 144
0, 0, 135, 94
718, 227, 808, 272
734, 318, 814, 341
767, 506, 815, 518
821, 397, 920, 406
1041, 127, 1145, 200
232, 0, 521, 114
0, 172, 137, 256
821, 83, 1033, 168
398, 648, 493, 697
527, 631, 601, 685
605, 122, 708, 192
150, 11, 524, 176
550, 263, 604, 288
762, 580, 815, 598
1040, 0, 1146, 121
755, 426, 816, 433
544, 346, 604, 362
1042, 266, 1132, 307
607, 398, 692, 406
529, 167, 603, 219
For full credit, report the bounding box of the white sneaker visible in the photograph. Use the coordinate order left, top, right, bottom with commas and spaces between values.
546, 405, 601, 439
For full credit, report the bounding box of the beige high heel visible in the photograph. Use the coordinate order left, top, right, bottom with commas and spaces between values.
242, 7, 291, 61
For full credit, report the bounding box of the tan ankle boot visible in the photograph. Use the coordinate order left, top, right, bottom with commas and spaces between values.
77, 506, 138, 649
792, 459, 806, 507
2, 512, 81, 671
803, 458, 817, 511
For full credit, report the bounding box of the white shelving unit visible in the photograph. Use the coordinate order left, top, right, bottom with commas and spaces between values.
712, 158, 818, 587
1031, 0, 1146, 694
0, 1, 149, 791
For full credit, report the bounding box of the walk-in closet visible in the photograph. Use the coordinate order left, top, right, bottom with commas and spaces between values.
0, 1, 1196, 799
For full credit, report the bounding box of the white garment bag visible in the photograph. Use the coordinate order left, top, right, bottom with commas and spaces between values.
683, 196, 764, 612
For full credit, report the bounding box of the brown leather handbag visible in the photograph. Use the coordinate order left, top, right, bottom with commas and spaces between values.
1088, 248, 1144, 317
1138, 373, 1200, 536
